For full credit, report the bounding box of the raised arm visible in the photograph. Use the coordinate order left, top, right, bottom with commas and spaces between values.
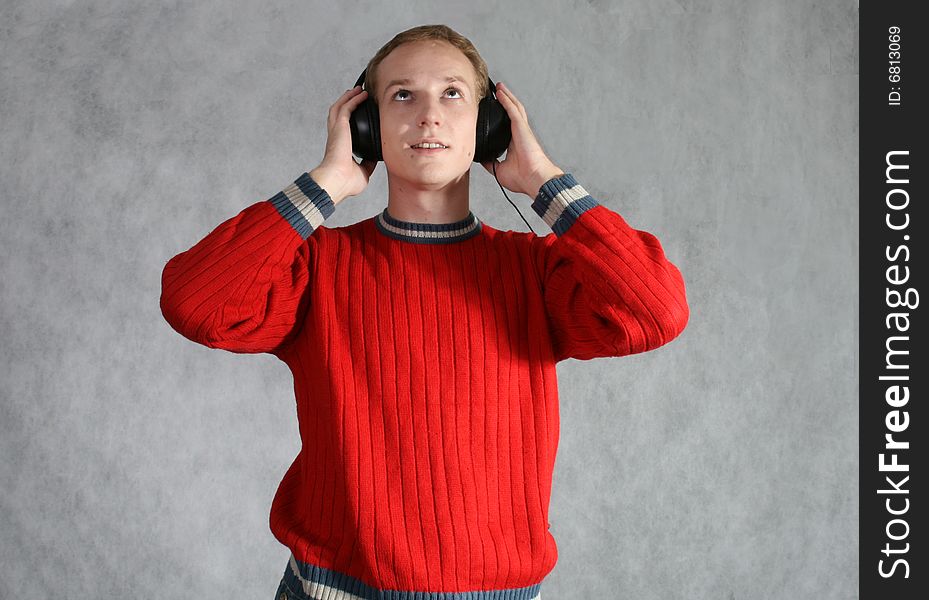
481, 82, 690, 360
529, 173, 689, 362
480, 81, 689, 362
159, 173, 335, 353
160, 85, 377, 354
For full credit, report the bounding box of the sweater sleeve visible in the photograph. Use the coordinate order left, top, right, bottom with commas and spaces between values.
529, 173, 690, 362
160, 172, 335, 354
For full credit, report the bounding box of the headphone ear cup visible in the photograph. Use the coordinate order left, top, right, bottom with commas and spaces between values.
350, 96, 382, 162
369, 100, 382, 162
474, 77, 511, 164
349, 68, 382, 162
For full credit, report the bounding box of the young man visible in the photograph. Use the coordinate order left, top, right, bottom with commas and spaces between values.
160, 24, 689, 600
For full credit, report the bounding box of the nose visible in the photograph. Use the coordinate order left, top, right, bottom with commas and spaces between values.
417, 95, 443, 127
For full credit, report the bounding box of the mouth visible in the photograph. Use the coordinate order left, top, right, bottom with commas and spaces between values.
409, 140, 449, 153
410, 146, 448, 155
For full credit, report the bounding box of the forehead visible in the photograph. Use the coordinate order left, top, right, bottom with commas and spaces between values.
378, 41, 476, 90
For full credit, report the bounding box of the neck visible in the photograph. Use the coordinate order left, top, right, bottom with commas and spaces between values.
385, 170, 471, 223
376, 170, 480, 244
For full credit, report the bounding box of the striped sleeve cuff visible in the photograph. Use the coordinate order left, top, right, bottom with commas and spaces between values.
268, 172, 336, 240
530, 173, 600, 237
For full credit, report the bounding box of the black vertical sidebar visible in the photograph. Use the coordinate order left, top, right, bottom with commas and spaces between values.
861, 2, 925, 598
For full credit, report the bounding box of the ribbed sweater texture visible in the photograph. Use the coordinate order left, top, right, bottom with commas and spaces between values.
160, 172, 690, 600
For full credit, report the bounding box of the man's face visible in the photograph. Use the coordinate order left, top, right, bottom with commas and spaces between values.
375, 40, 481, 189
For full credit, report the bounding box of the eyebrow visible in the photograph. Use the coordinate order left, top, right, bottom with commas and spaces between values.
382, 75, 470, 97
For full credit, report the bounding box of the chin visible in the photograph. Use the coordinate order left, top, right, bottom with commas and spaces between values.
385, 157, 471, 184
407, 172, 462, 188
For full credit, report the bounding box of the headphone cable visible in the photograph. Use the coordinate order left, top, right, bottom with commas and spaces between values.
492, 159, 536, 235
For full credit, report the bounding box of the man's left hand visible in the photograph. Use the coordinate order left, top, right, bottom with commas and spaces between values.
480, 82, 564, 198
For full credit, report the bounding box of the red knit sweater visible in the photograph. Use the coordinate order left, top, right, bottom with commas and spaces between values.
160, 171, 689, 600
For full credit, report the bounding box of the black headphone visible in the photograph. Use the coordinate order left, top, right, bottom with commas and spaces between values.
348, 67, 512, 164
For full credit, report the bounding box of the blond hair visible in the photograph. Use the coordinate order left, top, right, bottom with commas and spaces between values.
364, 24, 490, 105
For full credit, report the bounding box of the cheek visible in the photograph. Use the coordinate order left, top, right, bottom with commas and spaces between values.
380, 119, 411, 147
378, 120, 405, 156
445, 110, 475, 144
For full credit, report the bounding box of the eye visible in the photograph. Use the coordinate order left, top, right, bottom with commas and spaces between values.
391, 87, 464, 101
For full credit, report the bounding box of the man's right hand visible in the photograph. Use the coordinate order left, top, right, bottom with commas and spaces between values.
309, 86, 377, 206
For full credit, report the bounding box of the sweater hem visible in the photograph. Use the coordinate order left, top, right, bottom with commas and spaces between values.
281, 553, 543, 600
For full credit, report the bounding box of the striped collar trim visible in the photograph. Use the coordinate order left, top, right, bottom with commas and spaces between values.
375, 208, 482, 244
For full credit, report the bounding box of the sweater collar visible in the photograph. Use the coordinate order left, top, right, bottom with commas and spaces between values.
375, 208, 482, 244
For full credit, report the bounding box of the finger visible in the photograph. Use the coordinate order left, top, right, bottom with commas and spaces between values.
497, 84, 526, 123
500, 83, 523, 109
498, 83, 527, 121
496, 86, 518, 118
332, 88, 358, 111
347, 88, 368, 104
504, 86, 528, 121
499, 94, 535, 142
331, 87, 366, 114
335, 89, 368, 121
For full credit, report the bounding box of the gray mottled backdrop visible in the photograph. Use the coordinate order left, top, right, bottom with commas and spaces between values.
0, 0, 858, 598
